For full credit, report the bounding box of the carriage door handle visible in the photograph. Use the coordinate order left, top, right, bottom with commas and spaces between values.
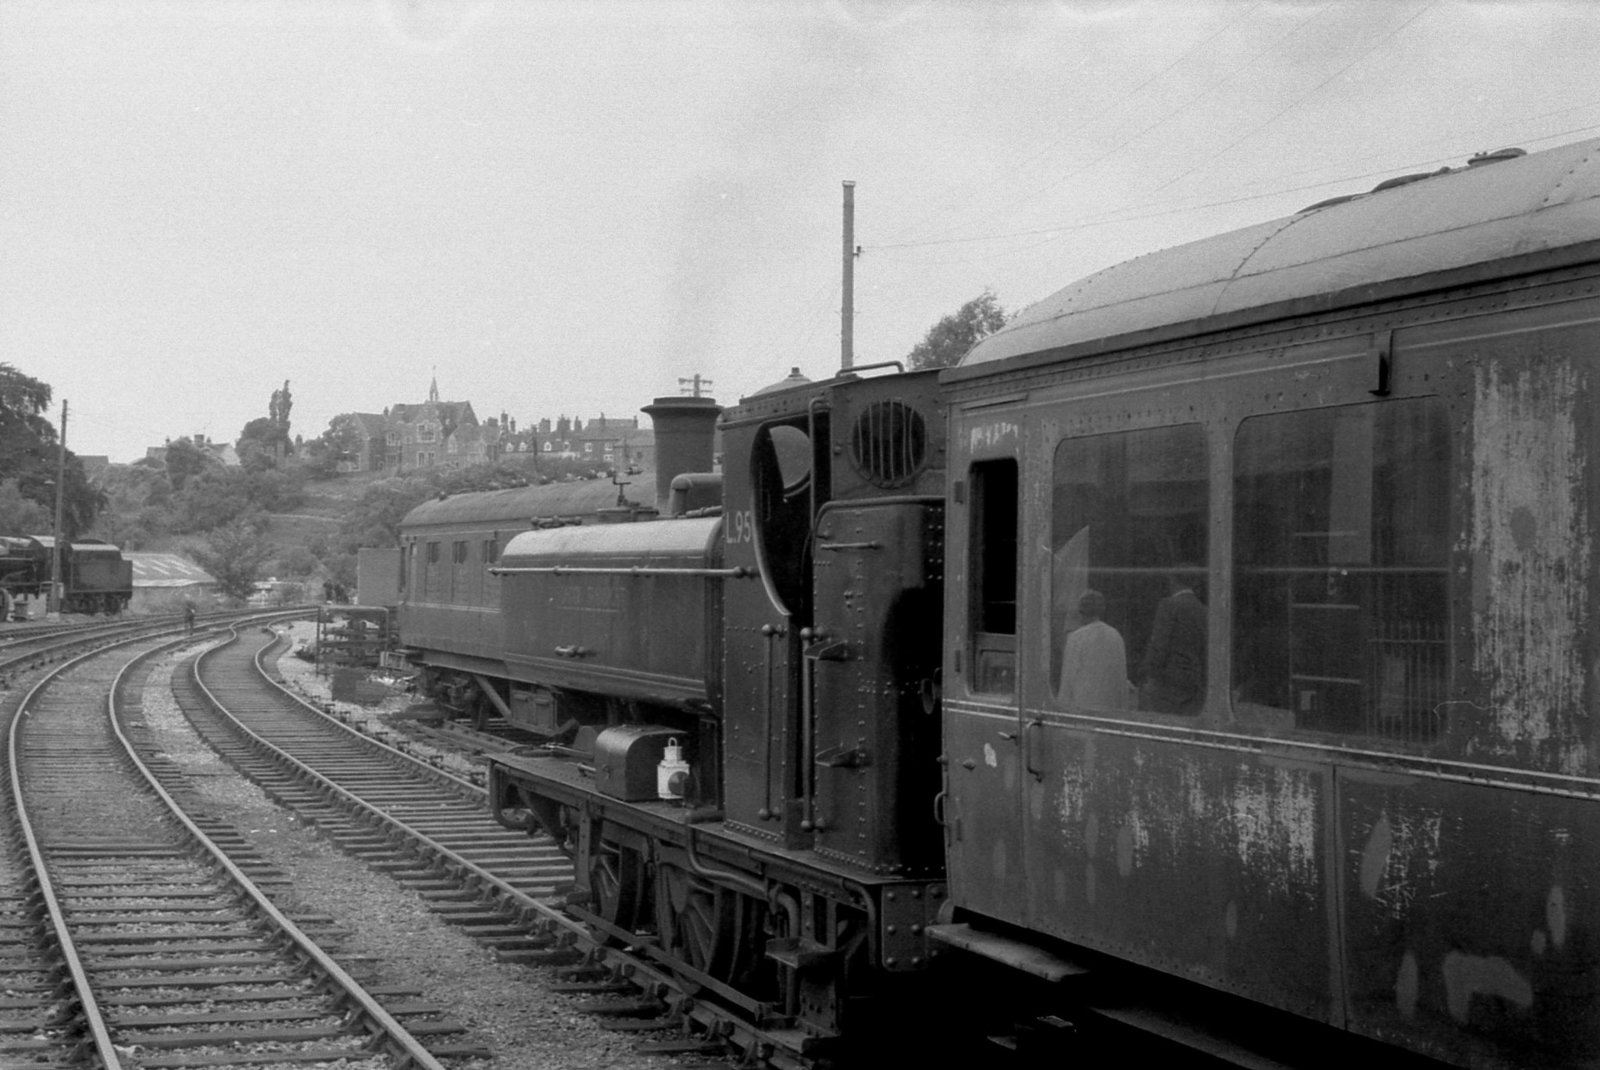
1024, 719, 1045, 780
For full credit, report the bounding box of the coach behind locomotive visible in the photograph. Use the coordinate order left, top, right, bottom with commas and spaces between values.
934, 137, 1600, 1069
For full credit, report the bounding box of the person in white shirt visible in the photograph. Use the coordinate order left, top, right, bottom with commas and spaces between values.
1058, 589, 1131, 711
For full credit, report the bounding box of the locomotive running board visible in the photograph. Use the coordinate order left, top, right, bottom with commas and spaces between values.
925, 923, 1088, 983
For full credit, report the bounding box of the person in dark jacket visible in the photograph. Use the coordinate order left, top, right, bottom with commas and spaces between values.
1139, 570, 1206, 715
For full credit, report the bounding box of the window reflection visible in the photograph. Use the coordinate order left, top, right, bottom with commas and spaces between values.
1051, 427, 1209, 715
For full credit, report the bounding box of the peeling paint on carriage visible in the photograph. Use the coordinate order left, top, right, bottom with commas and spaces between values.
1441, 951, 1535, 1023
1050, 746, 1324, 898
1469, 360, 1592, 774
1357, 808, 1445, 918
1227, 763, 1321, 895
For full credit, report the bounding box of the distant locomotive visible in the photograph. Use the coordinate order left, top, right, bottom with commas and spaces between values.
402, 138, 1600, 1068
0, 536, 132, 617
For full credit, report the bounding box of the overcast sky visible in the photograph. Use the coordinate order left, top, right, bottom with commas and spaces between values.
5, 0, 1599, 462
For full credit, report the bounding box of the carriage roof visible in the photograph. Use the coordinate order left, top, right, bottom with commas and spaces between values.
400, 472, 658, 530
959, 138, 1600, 370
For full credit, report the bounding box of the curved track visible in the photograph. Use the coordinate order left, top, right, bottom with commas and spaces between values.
0, 618, 465, 1069
185, 625, 847, 1068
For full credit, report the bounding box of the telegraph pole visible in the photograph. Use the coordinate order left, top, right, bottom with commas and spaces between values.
841, 180, 855, 371
49, 399, 67, 615
677, 373, 714, 398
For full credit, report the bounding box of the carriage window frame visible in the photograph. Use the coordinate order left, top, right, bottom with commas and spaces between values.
1049, 424, 1210, 717
967, 458, 1019, 696
1230, 397, 1450, 742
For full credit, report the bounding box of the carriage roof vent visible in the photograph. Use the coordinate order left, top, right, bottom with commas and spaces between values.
1301, 147, 1528, 212
1468, 147, 1527, 166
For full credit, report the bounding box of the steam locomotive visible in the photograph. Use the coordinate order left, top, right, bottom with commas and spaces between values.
398, 137, 1600, 1067
0, 536, 132, 617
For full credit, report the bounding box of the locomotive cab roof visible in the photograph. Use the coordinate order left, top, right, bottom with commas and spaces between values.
955, 137, 1600, 373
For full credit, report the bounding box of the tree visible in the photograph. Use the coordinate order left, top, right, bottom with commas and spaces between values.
190, 520, 274, 602
91, 463, 173, 548
163, 437, 213, 493
237, 416, 293, 472
333, 476, 436, 554
174, 468, 259, 533
905, 289, 1010, 371
302, 415, 366, 480
0, 364, 104, 538
0, 480, 53, 535
269, 380, 293, 428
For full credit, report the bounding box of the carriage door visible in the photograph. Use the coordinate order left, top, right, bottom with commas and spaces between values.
944, 453, 1028, 922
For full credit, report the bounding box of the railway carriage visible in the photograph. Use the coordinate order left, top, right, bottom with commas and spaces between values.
936, 138, 1600, 1067
399, 476, 667, 727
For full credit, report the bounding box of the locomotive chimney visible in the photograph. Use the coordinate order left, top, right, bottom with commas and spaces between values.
640, 395, 721, 512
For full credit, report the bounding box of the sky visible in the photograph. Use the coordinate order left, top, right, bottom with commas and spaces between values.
5, 0, 1600, 463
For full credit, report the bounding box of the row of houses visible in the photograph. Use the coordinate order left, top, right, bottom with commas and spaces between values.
331, 378, 655, 474
133, 377, 657, 477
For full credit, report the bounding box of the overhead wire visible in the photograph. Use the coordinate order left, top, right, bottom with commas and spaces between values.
880, 0, 1270, 246
902, 1, 1328, 247
1146, 0, 1439, 199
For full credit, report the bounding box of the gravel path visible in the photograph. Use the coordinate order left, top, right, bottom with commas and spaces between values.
138, 633, 684, 1070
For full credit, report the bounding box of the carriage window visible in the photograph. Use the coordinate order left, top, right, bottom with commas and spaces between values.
452, 540, 469, 565
426, 541, 440, 566
1051, 426, 1208, 715
1232, 399, 1449, 740
969, 459, 1018, 694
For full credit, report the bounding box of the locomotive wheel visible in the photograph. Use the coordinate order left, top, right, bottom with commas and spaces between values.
654, 862, 769, 995
586, 834, 646, 945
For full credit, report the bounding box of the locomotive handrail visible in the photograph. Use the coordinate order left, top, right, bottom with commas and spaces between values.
488, 565, 755, 578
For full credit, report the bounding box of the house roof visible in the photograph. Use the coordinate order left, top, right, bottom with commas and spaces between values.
124, 552, 216, 588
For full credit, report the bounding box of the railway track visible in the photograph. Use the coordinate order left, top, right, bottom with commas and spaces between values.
0, 619, 471, 1069
0, 608, 300, 688
179, 625, 855, 1068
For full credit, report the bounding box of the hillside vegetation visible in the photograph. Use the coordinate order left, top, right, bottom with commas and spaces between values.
92, 451, 610, 601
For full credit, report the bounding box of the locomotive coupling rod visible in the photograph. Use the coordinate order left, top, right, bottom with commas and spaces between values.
490, 565, 755, 578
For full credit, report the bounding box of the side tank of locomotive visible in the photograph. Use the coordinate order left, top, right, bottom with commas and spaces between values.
935, 138, 1600, 1070
492, 511, 727, 791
